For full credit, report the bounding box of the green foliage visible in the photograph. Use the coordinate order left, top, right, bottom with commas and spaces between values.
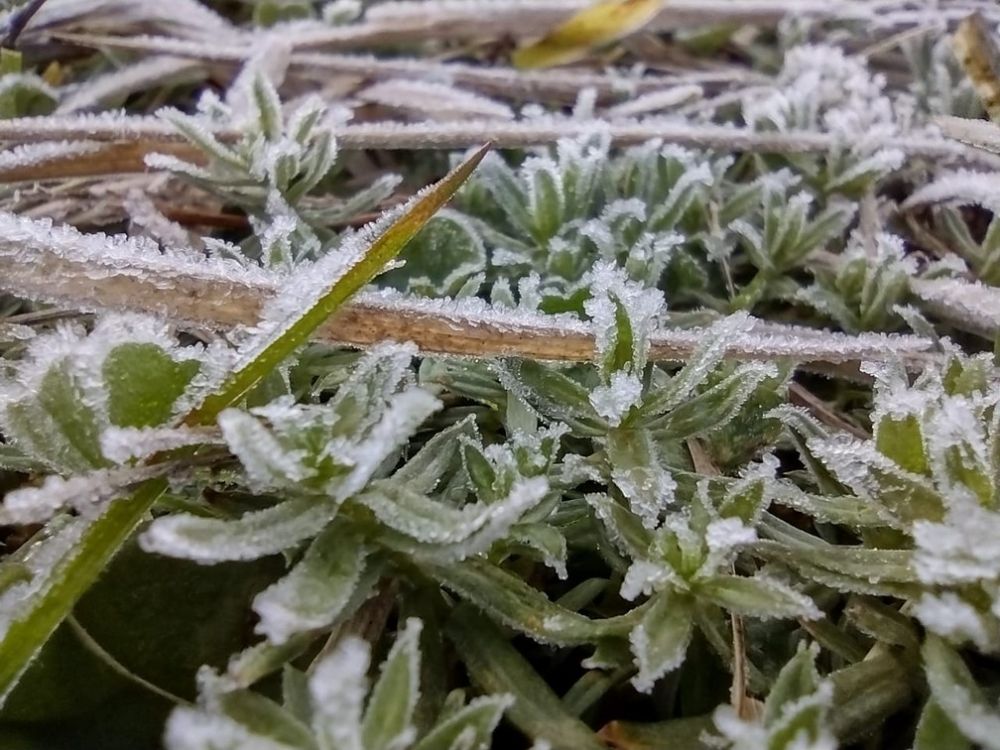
5, 9, 1000, 748
164, 618, 512, 750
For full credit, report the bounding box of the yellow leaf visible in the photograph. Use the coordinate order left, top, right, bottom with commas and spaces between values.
512, 0, 664, 70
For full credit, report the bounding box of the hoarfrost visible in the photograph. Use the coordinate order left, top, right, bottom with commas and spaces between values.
0, 141, 104, 172
309, 637, 370, 750
358, 79, 514, 121
589, 371, 643, 426
0, 515, 89, 647
915, 592, 992, 652
164, 709, 297, 750
100, 425, 219, 464
585, 261, 664, 374
904, 170, 1000, 212
606, 85, 704, 119
57, 56, 203, 114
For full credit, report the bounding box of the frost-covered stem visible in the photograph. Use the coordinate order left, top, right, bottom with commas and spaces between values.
0, 478, 167, 702
0, 232, 937, 368
53, 33, 748, 103
50, 1, 828, 53
0, 141, 203, 182
244, 0, 1000, 50
35, 1, 998, 52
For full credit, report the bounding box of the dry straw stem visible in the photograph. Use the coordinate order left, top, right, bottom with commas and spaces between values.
37, 1, 830, 52
0, 223, 937, 369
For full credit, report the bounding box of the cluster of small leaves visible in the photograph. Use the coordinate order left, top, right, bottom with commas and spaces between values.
149, 63, 396, 269
167, 618, 512, 750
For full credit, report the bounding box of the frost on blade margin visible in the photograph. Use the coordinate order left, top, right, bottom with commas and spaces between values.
584, 261, 663, 425
0, 516, 89, 644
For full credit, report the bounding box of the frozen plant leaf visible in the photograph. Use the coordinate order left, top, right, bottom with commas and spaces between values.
698, 575, 820, 621
512, 0, 664, 69
1, 316, 204, 477
585, 261, 663, 380
360, 476, 549, 562
361, 618, 422, 750
252, 525, 369, 645
141, 495, 343, 563
923, 635, 1000, 750
606, 427, 676, 528
166, 616, 511, 750
411, 695, 513, 750
629, 589, 694, 693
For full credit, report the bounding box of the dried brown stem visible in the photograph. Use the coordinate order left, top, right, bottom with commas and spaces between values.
0, 230, 938, 370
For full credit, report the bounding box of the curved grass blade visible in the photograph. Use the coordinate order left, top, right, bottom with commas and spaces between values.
0, 145, 490, 705
185, 143, 491, 426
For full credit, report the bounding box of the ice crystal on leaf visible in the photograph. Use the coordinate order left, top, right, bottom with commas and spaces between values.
0, 314, 205, 521
744, 44, 905, 195
147, 55, 375, 269
710, 645, 835, 750
798, 231, 918, 332
165, 618, 512, 750
799, 352, 1000, 651
590, 455, 818, 692
142, 344, 555, 642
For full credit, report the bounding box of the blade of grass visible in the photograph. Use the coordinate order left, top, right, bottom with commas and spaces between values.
0, 144, 489, 705
0, 477, 167, 703
184, 142, 490, 426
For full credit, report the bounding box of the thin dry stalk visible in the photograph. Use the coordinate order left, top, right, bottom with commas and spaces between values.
0, 227, 938, 369
2, 117, 999, 183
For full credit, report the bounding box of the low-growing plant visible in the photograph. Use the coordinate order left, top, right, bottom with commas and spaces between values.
5, 1, 1000, 749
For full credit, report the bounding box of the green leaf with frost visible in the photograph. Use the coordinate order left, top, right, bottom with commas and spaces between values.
923, 635, 1000, 750
712, 645, 835, 750
360, 476, 549, 562
629, 590, 695, 693
698, 575, 820, 620
252, 524, 369, 645
0, 147, 488, 706
362, 619, 423, 750
429, 557, 638, 646
166, 618, 510, 750
447, 605, 604, 750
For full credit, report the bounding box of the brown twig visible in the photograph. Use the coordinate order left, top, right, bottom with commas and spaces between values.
0, 225, 939, 368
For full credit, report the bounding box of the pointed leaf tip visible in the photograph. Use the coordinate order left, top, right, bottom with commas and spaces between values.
184, 143, 490, 426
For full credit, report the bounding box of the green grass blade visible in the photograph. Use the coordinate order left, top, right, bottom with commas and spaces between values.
0, 477, 168, 703
185, 143, 491, 426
